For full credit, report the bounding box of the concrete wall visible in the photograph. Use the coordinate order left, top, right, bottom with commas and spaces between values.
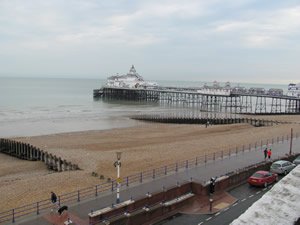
89, 182, 193, 224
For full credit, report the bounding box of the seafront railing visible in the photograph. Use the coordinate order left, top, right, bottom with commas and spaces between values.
0, 132, 299, 224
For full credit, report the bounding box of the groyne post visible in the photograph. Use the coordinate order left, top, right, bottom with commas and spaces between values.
29, 145, 33, 160
57, 157, 62, 172
44, 152, 49, 166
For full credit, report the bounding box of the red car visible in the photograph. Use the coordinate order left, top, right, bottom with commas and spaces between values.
248, 171, 278, 187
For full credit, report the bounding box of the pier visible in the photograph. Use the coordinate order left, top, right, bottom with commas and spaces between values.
94, 86, 300, 114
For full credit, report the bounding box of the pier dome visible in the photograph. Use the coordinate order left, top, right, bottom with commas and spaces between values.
106, 65, 157, 88
129, 65, 137, 74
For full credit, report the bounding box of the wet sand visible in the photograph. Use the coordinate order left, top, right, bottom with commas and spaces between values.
0, 115, 300, 211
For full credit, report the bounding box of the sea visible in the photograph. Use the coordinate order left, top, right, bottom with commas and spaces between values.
0, 77, 288, 138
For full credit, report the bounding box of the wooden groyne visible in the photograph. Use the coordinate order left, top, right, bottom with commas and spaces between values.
0, 139, 79, 171
131, 116, 286, 127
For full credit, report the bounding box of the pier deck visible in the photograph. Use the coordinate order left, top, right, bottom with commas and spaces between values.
94, 86, 300, 114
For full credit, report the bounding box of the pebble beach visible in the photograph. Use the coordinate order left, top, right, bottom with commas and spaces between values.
0, 115, 300, 212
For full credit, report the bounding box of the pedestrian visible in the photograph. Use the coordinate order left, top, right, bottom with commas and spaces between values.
50, 191, 58, 212
264, 148, 268, 160
268, 149, 272, 160
209, 177, 216, 195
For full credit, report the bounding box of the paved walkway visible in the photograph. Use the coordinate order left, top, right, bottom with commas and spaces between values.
179, 191, 238, 214
6, 137, 300, 225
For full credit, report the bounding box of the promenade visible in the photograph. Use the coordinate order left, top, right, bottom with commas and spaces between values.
5, 137, 300, 225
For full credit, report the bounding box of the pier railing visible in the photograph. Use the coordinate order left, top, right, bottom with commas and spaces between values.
0, 132, 299, 224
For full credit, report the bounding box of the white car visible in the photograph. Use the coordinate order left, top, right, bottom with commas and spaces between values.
293, 155, 300, 165
270, 160, 296, 175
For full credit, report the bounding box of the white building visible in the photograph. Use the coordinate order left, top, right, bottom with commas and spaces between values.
106, 65, 158, 89
197, 81, 231, 96
248, 87, 265, 95
287, 83, 300, 98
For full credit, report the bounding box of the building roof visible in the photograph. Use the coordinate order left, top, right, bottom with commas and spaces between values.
107, 65, 144, 81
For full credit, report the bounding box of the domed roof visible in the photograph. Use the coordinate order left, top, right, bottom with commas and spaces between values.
129, 65, 136, 74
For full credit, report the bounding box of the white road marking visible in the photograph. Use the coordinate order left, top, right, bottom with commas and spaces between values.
233, 203, 238, 207
256, 191, 261, 194
198, 222, 203, 225
249, 195, 254, 198
215, 212, 221, 216
206, 217, 212, 221
241, 198, 246, 202
223, 207, 229, 211
263, 188, 267, 191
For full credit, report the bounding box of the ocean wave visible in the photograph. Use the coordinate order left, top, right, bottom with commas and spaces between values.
57, 104, 82, 108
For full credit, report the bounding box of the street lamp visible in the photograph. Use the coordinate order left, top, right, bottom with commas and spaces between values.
114, 152, 122, 204
290, 128, 293, 155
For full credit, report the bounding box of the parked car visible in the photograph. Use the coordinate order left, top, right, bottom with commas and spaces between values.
248, 171, 278, 187
293, 155, 300, 165
270, 160, 296, 175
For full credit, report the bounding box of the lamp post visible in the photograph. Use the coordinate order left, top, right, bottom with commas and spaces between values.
290, 128, 293, 155
114, 152, 122, 204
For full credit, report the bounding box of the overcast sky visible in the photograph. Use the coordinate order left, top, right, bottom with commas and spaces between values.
0, 0, 299, 84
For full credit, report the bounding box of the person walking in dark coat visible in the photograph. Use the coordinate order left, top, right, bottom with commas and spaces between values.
209, 177, 216, 195
50, 191, 58, 212
264, 148, 268, 160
